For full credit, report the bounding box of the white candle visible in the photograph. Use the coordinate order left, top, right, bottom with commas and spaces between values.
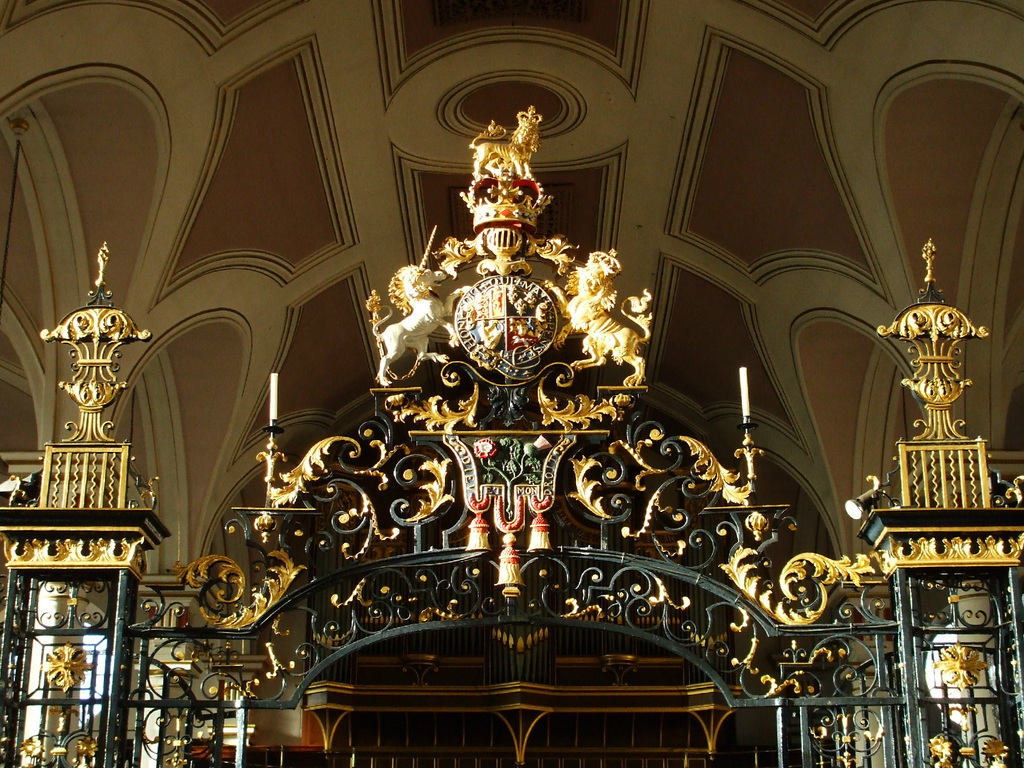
739, 367, 750, 421
269, 372, 279, 424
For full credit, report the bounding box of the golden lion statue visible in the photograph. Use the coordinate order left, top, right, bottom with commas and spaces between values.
470, 106, 542, 181
548, 250, 652, 387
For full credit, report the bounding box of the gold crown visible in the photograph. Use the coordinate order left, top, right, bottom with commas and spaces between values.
462, 178, 551, 234
436, 107, 575, 277
463, 107, 549, 233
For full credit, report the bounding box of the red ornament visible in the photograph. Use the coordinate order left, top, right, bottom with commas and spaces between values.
473, 438, 498, 459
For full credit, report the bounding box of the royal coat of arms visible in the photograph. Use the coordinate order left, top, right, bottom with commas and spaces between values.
454, 275, 557, 381
366, 106, 651, 404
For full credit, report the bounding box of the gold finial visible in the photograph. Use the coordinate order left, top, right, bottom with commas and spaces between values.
921, 238, 936, 285
735, 430, 764, 506
254, 428, 285, 542
95, 242, 109, 289
878, 238, 988, 441
87, 242, 114, 306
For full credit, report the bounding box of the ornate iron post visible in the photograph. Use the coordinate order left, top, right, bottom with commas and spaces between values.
861, 241, 1019, 768
0, 247, 166, 768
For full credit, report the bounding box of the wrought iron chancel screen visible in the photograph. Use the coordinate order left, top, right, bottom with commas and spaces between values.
1, 110, 1022, 768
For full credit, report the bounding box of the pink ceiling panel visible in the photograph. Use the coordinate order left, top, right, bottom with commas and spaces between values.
276, 278, 373, 421
885, 78, 1008, 304
177, 59, 336, 272
689, 50, 866, 268
658, 268, 787, 424
797, 320, 877, 507
163, 321, 244, 548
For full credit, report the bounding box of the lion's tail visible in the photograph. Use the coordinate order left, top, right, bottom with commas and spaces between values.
470, 122, 507, 147
622, 289, 653, 341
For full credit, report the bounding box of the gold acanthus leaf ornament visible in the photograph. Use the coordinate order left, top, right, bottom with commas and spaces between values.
176, 550, 305, 629
722, 548, 876, 626
573, 436, 752, 535
528, 233, 575, 275
269, 435, 403, 506
388, 386, 479, 433
568, 456, 613, 519
4, 536, 147, 576
880, 535, 1024, 573
44, 643, 93, 691
678, 436, 752, 506
398, 457, 453, 524
877, 304, 988, 343
537, 381, 618, 429
933, 643, 988, 691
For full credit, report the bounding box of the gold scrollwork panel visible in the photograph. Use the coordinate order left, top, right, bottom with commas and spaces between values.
176, 549, 304, 629
722, 548, 876, 626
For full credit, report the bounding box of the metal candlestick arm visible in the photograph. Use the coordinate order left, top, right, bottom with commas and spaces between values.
254, 424, 285, 541
736, 421, 764, 504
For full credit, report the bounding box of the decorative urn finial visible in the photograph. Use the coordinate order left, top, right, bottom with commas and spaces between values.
877, 239, 988, 441
40, 243, 151, 442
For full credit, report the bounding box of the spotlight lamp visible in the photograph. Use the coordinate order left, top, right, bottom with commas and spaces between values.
844, 489, 879, 520
844, 472, 898, 520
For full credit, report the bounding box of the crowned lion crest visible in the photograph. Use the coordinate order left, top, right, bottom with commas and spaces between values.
469, 106, 542, 182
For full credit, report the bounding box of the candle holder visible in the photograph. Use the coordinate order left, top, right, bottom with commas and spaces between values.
254, 423, 285, 542
736, 420, 769, 540
735, 420, 764, 504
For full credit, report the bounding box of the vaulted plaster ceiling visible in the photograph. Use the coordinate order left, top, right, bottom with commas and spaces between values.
1, 0, 1023, 570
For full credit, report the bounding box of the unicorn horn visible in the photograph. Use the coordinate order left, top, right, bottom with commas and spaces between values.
420, 225, 438, 268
